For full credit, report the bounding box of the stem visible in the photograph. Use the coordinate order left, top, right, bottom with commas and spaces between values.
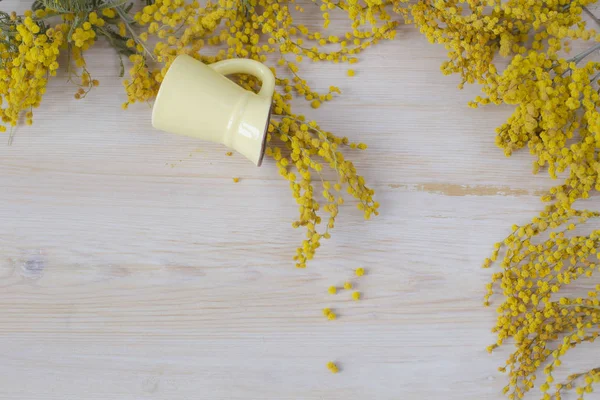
7, 126, 15, 145
114, 5, 155, 60
570, 42, 600, 64
96, 27, 128, 76
583, 6, 600, 27
562, 304, 600, 310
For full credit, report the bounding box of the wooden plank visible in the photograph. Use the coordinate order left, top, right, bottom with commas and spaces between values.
2, 1, 600, 399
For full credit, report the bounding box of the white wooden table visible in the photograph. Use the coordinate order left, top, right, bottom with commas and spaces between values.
2, 2, 600, 399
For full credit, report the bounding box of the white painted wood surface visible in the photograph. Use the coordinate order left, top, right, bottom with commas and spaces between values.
2, 2, 600, 399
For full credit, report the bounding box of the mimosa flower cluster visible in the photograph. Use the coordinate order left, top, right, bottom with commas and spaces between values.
409, 0, 600, 398
0, 0, 399, 268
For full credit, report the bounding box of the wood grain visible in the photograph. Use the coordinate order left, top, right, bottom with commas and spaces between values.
2, 2, 600, 399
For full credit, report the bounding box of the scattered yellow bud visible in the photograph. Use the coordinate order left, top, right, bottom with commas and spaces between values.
326, 361, 339, 373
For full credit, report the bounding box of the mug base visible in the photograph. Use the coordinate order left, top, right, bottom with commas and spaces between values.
256, 101, 273, 167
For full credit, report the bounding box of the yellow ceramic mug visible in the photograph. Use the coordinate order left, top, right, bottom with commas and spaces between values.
151, 54, 275, 166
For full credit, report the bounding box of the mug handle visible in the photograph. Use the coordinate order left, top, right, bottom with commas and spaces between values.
208, 58, 275, 99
